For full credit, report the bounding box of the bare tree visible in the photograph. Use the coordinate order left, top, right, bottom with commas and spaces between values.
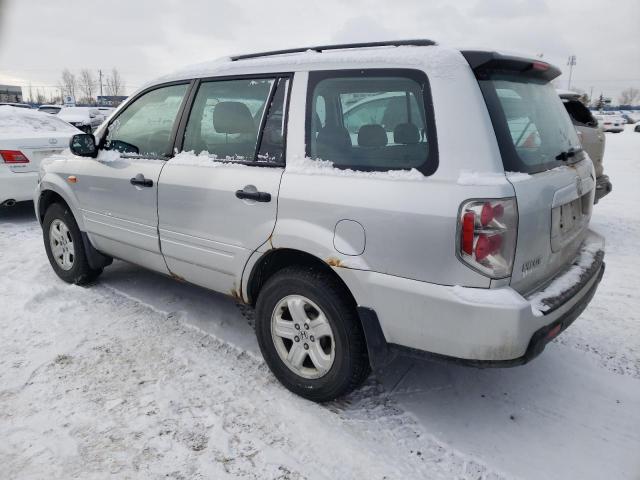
36, 89, 46, 105
60, 68, 77, 99
105, 68, 124, 96
619, 87, 640, 106
78, 69, 97, 104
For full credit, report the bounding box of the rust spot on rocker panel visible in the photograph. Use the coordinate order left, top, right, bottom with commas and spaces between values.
230, 287, 246, 304
171, 272, 186, 282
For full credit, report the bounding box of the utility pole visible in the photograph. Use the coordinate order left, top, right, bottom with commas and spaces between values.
589, 86, 594, 106
98, 69, 103, 102
567, 55, 576, 90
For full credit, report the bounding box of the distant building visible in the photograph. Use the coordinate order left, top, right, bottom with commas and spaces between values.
0, 84, 23, 103
97, 95, 128, 107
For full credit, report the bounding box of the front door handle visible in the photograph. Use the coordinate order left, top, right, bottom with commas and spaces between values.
130, 173, 153, 187
235, 187, 271, 202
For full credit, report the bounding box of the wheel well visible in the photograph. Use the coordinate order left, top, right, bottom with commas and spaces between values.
246, 248, 357, 308
38, 190, 69, 224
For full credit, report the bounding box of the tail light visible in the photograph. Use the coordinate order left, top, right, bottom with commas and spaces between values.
458, 198, 518, 278
0, 150, 29, 163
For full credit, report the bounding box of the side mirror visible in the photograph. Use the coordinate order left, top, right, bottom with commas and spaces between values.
70, 133, 98, 158
89, 113, 96, 118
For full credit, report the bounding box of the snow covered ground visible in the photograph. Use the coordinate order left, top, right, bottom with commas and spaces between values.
1, 126, 639, 479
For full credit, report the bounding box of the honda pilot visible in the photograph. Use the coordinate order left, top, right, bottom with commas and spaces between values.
35, 40, 605, 401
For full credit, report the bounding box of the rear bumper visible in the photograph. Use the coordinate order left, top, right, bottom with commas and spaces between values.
0, 168, 38, 204
346, 230, 605, 370
594, 174, 612, 203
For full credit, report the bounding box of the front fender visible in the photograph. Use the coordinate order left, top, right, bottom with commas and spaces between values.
37, 173, 86, 231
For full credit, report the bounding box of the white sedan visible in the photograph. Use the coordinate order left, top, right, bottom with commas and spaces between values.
0, 106, 81, 206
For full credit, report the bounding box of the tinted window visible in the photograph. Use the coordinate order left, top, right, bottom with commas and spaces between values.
479, 75, 581, 173
307, 71, 435, 173
105, 83, 188, 157
563, 99, 597, 127
39, 106, 61, 114
183, 78, 276, 161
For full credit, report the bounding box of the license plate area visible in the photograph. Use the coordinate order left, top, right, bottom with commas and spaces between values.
550, 195, 589, 252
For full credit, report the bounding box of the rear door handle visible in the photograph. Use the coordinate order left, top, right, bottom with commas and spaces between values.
235, 187, 271, 203
130, 173, 153, 187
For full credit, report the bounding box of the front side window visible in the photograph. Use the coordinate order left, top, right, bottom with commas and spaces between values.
306, 70, 437, 174
182, 77, 288, 163
104, 83, 188, 158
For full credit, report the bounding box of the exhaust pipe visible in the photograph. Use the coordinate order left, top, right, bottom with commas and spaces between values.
1, 199, 16, 207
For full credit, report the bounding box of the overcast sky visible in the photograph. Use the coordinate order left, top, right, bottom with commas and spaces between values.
0, 0, 638, 102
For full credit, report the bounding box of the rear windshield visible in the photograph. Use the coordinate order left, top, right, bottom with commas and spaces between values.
479, 74, 582, 174
38, 106, 62, 114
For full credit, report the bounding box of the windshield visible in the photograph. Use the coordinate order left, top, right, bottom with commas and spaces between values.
479, 74, 581, 174
39, 106, 61, 114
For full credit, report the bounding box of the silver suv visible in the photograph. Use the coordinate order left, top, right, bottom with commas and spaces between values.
35, 40, 605, 401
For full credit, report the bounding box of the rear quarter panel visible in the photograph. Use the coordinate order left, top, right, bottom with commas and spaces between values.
270, 58, 516, 291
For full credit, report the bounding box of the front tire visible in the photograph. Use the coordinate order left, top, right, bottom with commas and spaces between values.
43, 203, 102, 285
255, 266, 370, 402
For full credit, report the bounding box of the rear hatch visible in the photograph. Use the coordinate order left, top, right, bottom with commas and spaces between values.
0, 106, 80, 173
463, 51, 595, 294
2, 132, 71, 173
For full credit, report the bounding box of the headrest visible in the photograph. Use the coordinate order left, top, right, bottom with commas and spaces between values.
394, 123, 420, 144
316, 125, 351, 149
357, 124, 387, 147
312, 112, 322, 133
212, 101, 255, 134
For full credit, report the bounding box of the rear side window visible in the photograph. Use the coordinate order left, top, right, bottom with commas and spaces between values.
306, 69, 437, 174
105, 83, 188, 157
182, 77, 289, 163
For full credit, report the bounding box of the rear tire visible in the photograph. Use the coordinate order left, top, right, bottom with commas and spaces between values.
255, 266, 370, 402
43, 203, 102, 285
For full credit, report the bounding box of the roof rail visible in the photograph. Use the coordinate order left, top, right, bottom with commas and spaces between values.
230, 39, 437, 62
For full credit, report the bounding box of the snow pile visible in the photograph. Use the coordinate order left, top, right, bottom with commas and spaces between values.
168, 150, 258, 168
0, 105, 78, 135
506, 171, 531, 182
96, 150, 122, 163
286, 155, 425, 181
528, 235, 604, 316
457, 170, 510, 186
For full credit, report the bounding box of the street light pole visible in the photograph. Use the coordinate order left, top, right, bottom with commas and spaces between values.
567, 55, 576, 90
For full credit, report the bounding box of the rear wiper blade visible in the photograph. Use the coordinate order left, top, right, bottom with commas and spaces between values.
555, 147, 583, 161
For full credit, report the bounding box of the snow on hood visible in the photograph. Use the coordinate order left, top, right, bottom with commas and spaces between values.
0, 105, 80, 138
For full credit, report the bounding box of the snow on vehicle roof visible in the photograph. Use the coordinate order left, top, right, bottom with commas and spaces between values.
144, 45, 469, 91
556, 89, 581, 99
0, 105, 79, 137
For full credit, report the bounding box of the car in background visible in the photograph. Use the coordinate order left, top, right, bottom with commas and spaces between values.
57, 106, 103, 133
594, 112, 624, 133
0, 102, 33, 109
38, 104, 65, 115
557, 90, 611, 202
97, 106, 115, 119
0, 105, 81, 207
621, 113, 637, 124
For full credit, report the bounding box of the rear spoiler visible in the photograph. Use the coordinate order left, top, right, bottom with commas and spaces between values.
461, 50, 561, 82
